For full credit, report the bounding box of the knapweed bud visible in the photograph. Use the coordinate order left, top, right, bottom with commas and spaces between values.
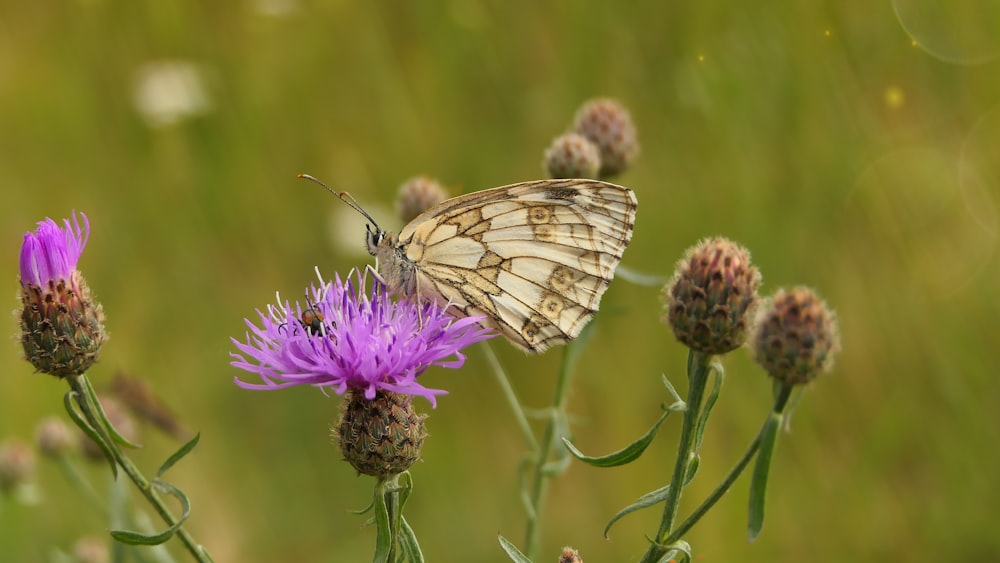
543, 133, 601, 179
0, 440, 36, 493
335, 390, 427, 478
572, 98, 639, 178
751, 287, 841, 386
36, 416, 77, 458
663, 237, 761, 355
395, 176, 449, 224
559, 547, 583, 563
18, 212, 106, 378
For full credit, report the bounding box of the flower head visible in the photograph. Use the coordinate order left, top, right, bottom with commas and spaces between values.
18, 212, 106, 377
543, 132, 601, 179
395, 176, 449, 224
663, 237, 761, 355
230, 269, 496, 407
572, 98, 640, 178
751, 287, 841, 386
20, 213, 89, 287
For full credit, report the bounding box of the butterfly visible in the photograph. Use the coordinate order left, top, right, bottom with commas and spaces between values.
301, 175, 637, 353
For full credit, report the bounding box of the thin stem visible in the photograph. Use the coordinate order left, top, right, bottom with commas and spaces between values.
640, 350, 711, 563
53, 455, 108, 518
67, 375, 211, 563
482, 344, 538, 451
523, 345, 575, 559
663, 382, 796, 547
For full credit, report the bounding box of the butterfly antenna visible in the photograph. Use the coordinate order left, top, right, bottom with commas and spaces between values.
297, 173, 381, 229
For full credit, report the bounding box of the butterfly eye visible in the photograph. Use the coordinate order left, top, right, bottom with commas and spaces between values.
365, 225, 383, 255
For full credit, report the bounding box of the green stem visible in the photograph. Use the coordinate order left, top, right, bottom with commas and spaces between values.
54, 455, 108, 518
523, 345, 575, 559
67, 375, 211, 563
660, 383, 796, 549
483, 344, 538, 451
640, 350, 711, 563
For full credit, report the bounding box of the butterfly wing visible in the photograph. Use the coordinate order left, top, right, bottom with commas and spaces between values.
397, 179, 637, 353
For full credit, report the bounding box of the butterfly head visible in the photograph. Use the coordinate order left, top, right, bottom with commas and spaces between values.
364, 223, 385, 257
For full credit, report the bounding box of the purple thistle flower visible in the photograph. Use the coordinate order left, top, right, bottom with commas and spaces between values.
18, 211, 106, 378
230, 269, 496, 407
20, 212, 89, 287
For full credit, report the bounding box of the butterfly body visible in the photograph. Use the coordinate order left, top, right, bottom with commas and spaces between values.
365, 178, 637, 353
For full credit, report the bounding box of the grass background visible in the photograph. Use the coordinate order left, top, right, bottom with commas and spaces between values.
2, 1, 999, 561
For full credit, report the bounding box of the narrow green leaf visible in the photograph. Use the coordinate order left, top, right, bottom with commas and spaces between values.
109, 481, 189, 546
748, 413, 782, 541
562, 409, 670, 468
157, 433, 200, 478
110, 529, 174, 546
372, 483, 392, 563
653, 540, 692, 563
398, 516, 424, 563
693, 362, 725, 451
64, 390, 117, 478
350, 498, 375, 516
604, 484, 670, 538
395, 471, 413, 513
660, 374, 686, 407
685, 455, 700, 482
497, 534, 532, 563
79, 376, 142, 449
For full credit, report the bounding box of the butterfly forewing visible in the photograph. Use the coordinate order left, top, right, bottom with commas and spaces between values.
376, 178, 636, 353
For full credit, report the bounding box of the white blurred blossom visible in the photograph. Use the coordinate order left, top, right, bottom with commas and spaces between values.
132, 60, 212, 127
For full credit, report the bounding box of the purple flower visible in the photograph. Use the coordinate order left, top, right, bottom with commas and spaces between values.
20, 212, 89, 287
230, 269, 496, 407
18, 211, 105, 378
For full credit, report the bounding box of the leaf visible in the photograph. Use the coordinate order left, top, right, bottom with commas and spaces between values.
693, 361, 725, 452
660, 375, 686, 410
398, 516, 424, 563
372, 483, 392, 563
604, 484, 670, 538
157, 433, 200, 478
497, 534, 532, 563
748, 412, 782, 541
652, 540, 692, 563
64, 390, 117, 478
350, 498, 375, 516
563, 409, 670, 468
395, 471, 413, 512
110, 481, 189, 545
79, 375, 141, 450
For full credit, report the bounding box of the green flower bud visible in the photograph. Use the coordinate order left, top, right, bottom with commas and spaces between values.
335, 390, 427, 478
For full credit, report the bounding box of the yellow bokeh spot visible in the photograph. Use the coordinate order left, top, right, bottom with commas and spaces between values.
697, 54, 705, 62
884, 86, 905, 109
824, 29, 832, 38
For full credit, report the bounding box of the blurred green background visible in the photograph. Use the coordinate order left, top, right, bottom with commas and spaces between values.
2, 1, 999, 561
